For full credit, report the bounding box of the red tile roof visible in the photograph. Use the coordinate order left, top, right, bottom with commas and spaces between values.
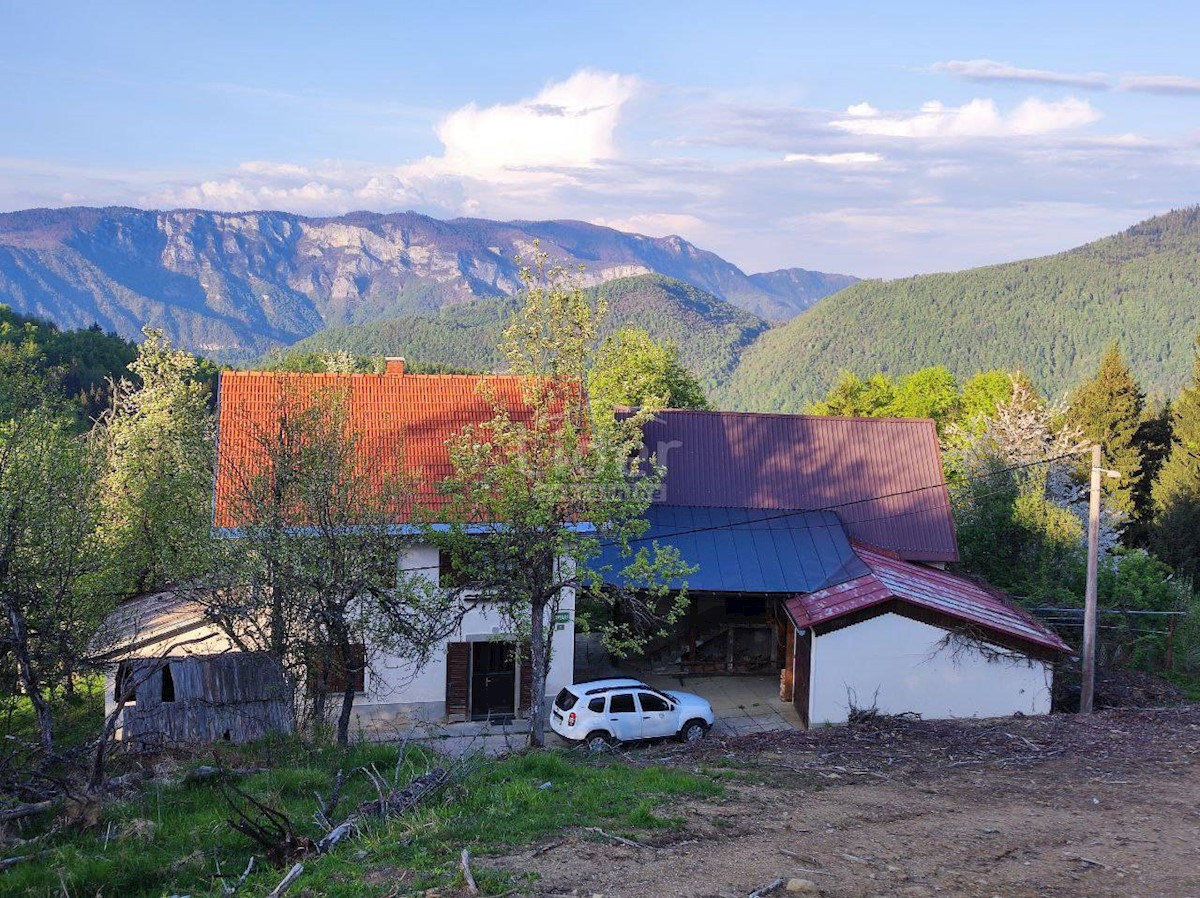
214, 371, 532, 528
785, 544, 1070, 654
640, 410, 958, 562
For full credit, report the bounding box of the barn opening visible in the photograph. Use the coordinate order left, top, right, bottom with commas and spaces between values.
160, 663, 175, 702
589, 505, 872, 729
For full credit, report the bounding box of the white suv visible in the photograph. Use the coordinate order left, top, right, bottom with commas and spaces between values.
550, 678, 715, 750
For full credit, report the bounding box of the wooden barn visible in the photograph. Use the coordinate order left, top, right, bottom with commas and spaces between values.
114, 653, 292, 749
96, 590, 294, 748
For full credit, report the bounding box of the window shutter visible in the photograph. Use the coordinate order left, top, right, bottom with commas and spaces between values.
445, 642, 470, 721
518, 643, 533, 714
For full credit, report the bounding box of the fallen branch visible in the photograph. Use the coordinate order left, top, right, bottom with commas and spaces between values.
460, 848, 480, 895
266, 862, 303, 898
220, 856, 255, 895
530, 839, 564, 857
747, 877, 785, 898
0, 853, 42, 871
315, 821, 353, 854
584, 826, 644, 850
0, 799, 54, 822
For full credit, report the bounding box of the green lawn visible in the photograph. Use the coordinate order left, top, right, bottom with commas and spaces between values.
0, 738, 721, 897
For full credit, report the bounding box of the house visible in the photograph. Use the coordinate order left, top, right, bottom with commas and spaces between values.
214, 361, 578, 730
101, 361, 577, 737
600, 409, 1069, 725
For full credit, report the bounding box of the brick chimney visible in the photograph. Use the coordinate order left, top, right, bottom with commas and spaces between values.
384, 357, 406, 376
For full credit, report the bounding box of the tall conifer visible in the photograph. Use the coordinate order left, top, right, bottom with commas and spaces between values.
1151, 337, 1200, 575
1067, 343, 1145, 518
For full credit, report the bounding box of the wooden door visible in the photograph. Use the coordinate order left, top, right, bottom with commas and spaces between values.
792, 629, 812, 728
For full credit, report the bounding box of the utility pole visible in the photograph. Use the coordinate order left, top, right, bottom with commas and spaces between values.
1081, 443, 1120, 714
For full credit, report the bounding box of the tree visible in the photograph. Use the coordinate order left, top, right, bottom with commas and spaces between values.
807, 371, 896, 418
1152, 337, 1200, 577
888, 367, 963, 427
950, 377, 1089, 602
203, 382, 458, 745
808, 367, 962, 435
1131, 399, 1172, 532
0, 373, 105, 755
1066, 343, 1145, 519
95, 329, 215, 595
587, 327, 709, 418
430, 250, 692, 747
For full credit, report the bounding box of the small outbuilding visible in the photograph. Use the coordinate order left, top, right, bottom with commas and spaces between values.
112, 653, 292, 749
783, 544, 1070, 726
96, 590, 293, 748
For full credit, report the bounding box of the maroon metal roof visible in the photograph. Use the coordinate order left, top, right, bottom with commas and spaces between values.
785, 544, 1070, 654
640, 410, 958, 562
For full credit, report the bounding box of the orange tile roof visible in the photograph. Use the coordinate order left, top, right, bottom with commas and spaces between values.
213, 371, 533, 528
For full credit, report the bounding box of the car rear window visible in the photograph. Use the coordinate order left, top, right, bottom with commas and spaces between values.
554, 688, 578, 711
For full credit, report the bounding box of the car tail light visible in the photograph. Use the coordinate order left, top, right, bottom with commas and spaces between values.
567, 712, 576, 727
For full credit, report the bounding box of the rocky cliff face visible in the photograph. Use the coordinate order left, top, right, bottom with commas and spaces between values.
0, 207, 855, 360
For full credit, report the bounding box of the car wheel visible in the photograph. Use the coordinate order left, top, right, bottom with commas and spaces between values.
584, 731, 612, 752
679, 719, 708, 744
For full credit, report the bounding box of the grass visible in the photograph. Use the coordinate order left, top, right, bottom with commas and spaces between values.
0, 678, 106, 753
0, 738, 722, 897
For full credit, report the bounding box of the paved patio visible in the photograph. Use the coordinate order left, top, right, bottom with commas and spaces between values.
639, 672, 802, 735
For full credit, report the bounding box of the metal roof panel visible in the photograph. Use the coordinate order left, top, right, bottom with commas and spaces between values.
638, 410, 958, 562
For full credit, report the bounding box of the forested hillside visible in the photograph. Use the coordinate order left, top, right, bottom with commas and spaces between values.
0, 305, 136, 419
719, 207, 1200, 410
281, 274, 769, 390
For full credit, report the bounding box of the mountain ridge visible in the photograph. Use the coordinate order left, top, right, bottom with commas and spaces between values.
0, 206, 855, 360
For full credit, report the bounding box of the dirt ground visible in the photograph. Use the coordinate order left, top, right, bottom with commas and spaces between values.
493, 706, 1200, 898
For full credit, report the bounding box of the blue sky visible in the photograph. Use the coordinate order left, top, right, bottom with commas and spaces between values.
3, 1, 1200, 276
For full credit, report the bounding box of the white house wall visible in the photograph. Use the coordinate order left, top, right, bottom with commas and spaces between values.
808, 612, 1052, 726
350, 544, 576, 732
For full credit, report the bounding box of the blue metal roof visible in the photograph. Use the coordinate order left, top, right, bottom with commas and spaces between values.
595, 505, 869, 594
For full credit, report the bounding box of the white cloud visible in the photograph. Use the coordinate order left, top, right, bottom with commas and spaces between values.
589, 212, 707, 238
783, 152, 883, 166
831, 97, 1101, 139
148, 70, 641, 215
931, 60, 1110, 90
13, 69, 1195, 280
1119, 74, 1200, 95
845, 102, 879, 117
416, 70, 638, 180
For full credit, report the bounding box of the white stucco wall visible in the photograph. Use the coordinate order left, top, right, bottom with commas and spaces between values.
351, 543, 576, 730
808, 612, 1053, 726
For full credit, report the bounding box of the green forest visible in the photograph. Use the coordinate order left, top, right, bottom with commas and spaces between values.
719, 207, 1200, 411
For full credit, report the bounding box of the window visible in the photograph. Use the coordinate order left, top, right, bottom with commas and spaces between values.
638, 692, 669, 713
439, 550, 469, 588
554, 689, 578, 711
588, 697, 605, 713
160, 664, 175, 702
609, 693, 636, 714
115, 661, 137, 705
313, 643, 367, 694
